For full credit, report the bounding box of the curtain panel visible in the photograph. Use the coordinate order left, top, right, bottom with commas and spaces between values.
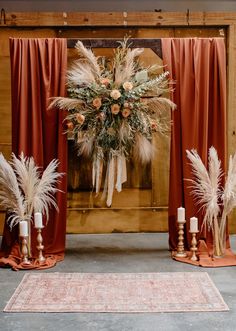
161, 38, 236, 266
0, 38, 67, 270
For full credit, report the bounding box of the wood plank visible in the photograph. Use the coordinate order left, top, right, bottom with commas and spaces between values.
189, 12, 236, 25
226, 23, 236, 234
66, 208, 168, 234
2, 11, 188, 27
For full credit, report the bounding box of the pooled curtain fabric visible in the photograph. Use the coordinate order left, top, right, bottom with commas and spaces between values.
162, 38, 227, 251
0, 38, 67, 269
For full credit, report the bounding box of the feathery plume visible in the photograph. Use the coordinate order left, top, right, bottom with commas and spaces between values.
186, 148, 221, 229
0, 153, 26, 228
32, 159, 62, 220
133, 133, 154, 164
75, 41, 101, 79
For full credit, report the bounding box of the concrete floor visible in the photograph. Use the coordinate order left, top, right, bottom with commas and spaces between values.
0, 233, 236, 331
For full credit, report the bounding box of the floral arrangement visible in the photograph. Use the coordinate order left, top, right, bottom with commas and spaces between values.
51, 38, 175, 206
186, 147, 236, 256
0, 153, 62, 229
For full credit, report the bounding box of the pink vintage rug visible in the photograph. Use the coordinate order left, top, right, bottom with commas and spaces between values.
4, 272, 229, 313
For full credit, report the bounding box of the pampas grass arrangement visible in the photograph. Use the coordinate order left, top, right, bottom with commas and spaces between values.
50, 38, 175, 206
186, 147, 236, 257
0, 153, 62, 230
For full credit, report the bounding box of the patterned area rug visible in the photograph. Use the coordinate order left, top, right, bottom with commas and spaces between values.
4, 272, 229, 313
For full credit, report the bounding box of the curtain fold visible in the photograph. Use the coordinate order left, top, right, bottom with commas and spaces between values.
162, 38, 227, 251
0, 38, 67, 269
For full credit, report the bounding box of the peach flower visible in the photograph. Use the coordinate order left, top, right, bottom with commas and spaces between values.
100, 78, 110, 86
122, 108, 131, 118
123, 81, 133, 91
67, 121, 74, 130
92, 97, 102, 109
111, 104, 120, 115
76, 113, 85, 124
150, 120, 158, 130
110, 89, 121, 100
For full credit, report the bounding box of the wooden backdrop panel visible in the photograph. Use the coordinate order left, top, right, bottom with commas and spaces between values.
0, 24, 231, 234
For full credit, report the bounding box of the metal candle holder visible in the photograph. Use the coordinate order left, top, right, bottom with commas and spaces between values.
36, 227, 46, 264
189, 231, 199, 261
175, 220, 187, 258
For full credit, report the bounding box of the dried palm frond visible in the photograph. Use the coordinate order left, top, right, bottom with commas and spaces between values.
49, 97, 85, 111
32, 159, 63, 220
114, 48, 144, 85
186, 148, 221, 229
0, 153, 26, 228
77, 133, 95, 158
119, 120, 132, 143
133, 133, 154, 164
11, 153, 40, 216
75, 41, 101, 79
222, 152, 236, 216
67, 62, 97, 87
147, 97, 176, 111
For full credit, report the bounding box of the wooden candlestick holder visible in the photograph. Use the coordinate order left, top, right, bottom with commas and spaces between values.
36, 227, 46, 264
189, 231, 199, 261
175, 220, 187, 258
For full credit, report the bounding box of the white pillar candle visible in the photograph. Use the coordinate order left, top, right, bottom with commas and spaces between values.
190, 217, 198, 232
34, 212, 43, 228
177, 207, 185, 222
19, 221, 28, 237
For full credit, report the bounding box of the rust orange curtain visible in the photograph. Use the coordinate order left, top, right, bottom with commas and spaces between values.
162, 38, 228, 256
0, 38, 67, 269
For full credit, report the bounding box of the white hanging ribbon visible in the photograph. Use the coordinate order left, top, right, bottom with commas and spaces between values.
115, 154, 127, 192
106, 155, 115, 207
95, 158, 103, 194
92, 158, 96, 189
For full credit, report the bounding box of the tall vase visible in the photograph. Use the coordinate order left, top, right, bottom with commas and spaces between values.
212, 217, 226, 258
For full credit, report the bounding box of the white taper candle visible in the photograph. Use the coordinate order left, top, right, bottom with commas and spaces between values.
19, 221, 28, 237
190, 217, 198, 232
177, 207, 185, 222
34, 212, 43, 228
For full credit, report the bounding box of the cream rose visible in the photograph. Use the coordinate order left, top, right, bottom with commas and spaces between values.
122, 108, 131, 118
110, 89, 121, 100
111, 104, 120, 115
123, 81, 133, 91
92, 97, 102, 109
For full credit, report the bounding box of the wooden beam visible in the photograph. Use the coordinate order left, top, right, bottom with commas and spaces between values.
67, 38, 162, 58
1, 11, 187, 27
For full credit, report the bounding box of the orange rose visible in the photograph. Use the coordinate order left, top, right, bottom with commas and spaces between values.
111, 104, 120, 115
122, 108, 131, 118
150, 120, 158, 130
76, 113, 85, 124
92, 97, 102, 109
67, 121, 74, 130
